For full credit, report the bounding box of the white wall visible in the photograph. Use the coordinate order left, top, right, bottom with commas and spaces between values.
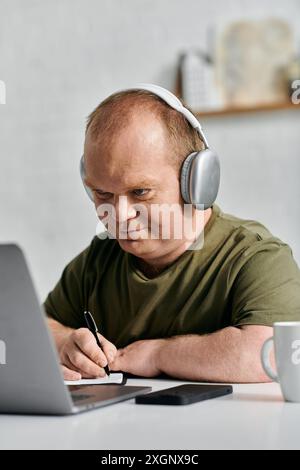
0, 0, 299, 300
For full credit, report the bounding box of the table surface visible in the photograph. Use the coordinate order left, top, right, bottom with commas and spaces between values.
0, 377, 299, 450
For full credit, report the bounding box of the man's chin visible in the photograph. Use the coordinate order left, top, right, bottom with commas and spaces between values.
117, 237, 158, 255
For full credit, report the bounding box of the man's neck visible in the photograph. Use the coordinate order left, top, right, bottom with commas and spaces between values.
135, 207, 212, 278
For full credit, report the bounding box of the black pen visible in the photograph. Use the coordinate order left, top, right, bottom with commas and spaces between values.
84, 311, 110, 376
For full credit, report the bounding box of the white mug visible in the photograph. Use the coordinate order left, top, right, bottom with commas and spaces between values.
261, 322, 300, 402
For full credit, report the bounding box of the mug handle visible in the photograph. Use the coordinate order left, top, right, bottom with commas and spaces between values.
261, 337, 278, 382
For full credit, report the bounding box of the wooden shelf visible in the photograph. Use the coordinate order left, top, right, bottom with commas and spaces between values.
193, 101, 300, 118
175, 70, 300, 118
174, 75, 300, 117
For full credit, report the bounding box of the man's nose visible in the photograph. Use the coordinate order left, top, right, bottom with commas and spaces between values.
114, 195, 137, 223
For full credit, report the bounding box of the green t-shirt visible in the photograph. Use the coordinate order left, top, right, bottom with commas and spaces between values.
44, 204, 300, 348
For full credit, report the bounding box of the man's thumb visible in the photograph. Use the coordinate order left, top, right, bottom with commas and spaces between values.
110, 350, 126, 372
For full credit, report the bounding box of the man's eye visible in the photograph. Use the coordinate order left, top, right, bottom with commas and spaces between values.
132, 189, 150, 197
94, 191, 112, 199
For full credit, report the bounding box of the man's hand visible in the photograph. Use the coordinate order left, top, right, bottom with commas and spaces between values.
59, 328, 118, 380
110, 339, 165, 377
47, 318, 118, 381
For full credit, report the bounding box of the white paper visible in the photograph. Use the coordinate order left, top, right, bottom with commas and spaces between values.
64, 372, 124, 386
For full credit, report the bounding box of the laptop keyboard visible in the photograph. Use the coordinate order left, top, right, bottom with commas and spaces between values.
71, 393, 94, 402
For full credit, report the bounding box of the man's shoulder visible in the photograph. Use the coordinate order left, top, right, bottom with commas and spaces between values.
214, 204, 274, 242
210, 204, 292, 265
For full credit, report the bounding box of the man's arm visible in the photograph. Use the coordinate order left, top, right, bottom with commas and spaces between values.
110, 325, 274, 383
157, 325, 274, 383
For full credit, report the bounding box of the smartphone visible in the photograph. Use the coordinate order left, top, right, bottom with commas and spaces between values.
135, 384, 233, 405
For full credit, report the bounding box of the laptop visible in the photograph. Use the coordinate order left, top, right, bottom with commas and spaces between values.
0, 244, 151, 415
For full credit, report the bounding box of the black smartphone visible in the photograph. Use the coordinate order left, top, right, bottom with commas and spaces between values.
135, 384, 233, 405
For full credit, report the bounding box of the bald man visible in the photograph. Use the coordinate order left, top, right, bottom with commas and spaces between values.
45, 88, 300, 383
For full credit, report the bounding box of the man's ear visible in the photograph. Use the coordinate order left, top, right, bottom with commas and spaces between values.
80, 155, 94, 201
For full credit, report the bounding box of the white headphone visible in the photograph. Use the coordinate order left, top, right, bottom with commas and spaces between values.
80, 83, 220, 210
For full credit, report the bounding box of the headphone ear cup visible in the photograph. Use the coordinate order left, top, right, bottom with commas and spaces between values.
80, 156, 94, 202
180, 152, 197, 204
180, 150, 220, 210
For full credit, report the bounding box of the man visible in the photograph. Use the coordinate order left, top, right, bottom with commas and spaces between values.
45, 86, 300, 383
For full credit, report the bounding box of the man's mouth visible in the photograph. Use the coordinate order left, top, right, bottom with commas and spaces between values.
118, 227, 147, 238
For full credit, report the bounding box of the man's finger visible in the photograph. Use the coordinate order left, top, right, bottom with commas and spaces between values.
67, 346, 105, 378
73, 329, 108, 368
61, 365, 81, 381
98, 334, 118, 364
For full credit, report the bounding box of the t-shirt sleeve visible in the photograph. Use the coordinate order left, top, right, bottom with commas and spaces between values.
43, 243, 92, 329
231, 239, 300, 327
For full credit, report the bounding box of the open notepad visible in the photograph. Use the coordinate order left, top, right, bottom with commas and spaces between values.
64, 372, 124, 386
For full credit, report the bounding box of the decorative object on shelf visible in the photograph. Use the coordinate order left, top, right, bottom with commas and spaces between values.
215, 18, 295, 108
285, 53, 300, 98
175, 20, 300, 117
179, 49, 222, 112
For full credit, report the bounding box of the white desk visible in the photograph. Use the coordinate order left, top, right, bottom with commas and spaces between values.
0, 378, 299, 450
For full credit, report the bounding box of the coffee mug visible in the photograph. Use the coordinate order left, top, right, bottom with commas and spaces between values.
261, 322, 300, 402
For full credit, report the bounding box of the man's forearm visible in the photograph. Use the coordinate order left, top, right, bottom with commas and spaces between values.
157, 326, 271, 383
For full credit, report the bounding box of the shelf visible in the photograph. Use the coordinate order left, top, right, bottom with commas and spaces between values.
175, 71, 300, 118
193, 101, 300, 118
174, 76, 300, 117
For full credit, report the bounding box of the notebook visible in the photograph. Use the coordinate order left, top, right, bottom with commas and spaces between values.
64, 372, 124, 386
